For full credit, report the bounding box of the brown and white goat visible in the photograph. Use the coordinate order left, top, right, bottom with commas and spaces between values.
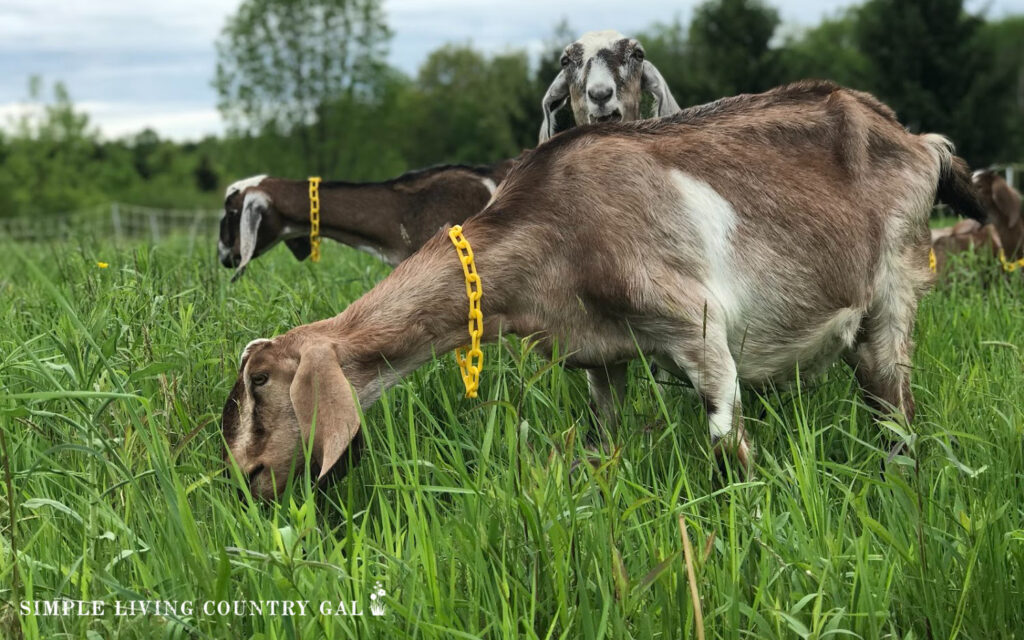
539, 29, 680, 141
931, 170, 1022, 273
218, 160, 515, 278
221, 81, 987, 500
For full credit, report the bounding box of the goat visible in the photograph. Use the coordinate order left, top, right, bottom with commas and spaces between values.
220, 31, 678, 277
221, 80, 987, 500
931, 170, 1022, 273
539, 29, 680, 142
218, 160, 515, 278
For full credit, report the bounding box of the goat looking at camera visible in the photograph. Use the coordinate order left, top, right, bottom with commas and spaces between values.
221, 81, 987, 500
539, 29, 681, 142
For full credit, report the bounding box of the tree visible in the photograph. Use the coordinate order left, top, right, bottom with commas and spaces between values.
687, 0, 783, 102
779, 10, 870, 89
214, 0, 391, 175
403, 45, 534, 166
855, 0, 1012, 165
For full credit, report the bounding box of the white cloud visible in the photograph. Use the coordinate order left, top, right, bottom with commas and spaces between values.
0, 100, 224, 141
2, 0, 1022, 139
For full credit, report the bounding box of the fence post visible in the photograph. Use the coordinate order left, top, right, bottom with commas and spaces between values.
111, 202, 122, 240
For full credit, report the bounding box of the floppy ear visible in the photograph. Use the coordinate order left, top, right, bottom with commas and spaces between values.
231, 191, 270, 282
285, 237, 312, 261
992, 178, 1022, 228
538, 70, 569, 143
289, 342, 360, 481
641, 61, 681, 117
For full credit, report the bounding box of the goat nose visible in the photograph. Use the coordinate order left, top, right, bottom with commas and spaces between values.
588, 85, 614, 104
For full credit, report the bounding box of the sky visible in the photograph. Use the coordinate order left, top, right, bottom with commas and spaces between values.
1, 0, 1021, 141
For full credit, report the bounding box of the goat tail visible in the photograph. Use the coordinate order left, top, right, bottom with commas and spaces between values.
924, 133, 988, 224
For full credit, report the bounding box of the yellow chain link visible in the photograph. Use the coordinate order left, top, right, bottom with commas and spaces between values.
448, 225, 483, 398
308, 176, 322, 263
928, 247, 937, 274
999, 248, 1024, 272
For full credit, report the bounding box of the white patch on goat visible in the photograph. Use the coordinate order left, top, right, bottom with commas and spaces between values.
399, 223, 411, 246
584, 59, 619, 117
577, 30, 625, 61
224, 174, 268, 200
240, 338, 271, 369
668, 170, 741, 320
479, 177, 497, 195
281, 223, 305, 238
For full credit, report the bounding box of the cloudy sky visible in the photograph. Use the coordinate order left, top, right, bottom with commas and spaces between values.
2, 0, 1021, 141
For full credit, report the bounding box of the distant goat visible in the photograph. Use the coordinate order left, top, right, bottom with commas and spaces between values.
221, 81, 988, 500
539, 29, 680, 142
218, 161, 515, 278
931, 170, 1022, 273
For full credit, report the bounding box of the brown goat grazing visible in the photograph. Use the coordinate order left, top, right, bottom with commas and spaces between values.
221, 81, 987, 500
931, 170, 1023, 273
218, 160, 515, 278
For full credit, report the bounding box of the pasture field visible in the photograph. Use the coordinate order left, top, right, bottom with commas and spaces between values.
0, 235, 1021, 639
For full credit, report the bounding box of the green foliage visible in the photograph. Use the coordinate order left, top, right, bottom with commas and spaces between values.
688, 0, 784, 101
0, 236, 1021, 638
214, 0, 392, 176
779, 10, 870, 88
854, 0, 1014, 165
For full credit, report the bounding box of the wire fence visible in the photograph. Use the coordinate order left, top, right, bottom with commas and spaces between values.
0, 203, 222, 245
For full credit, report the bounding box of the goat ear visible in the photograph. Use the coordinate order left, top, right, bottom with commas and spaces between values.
285, 237, 312, 261
992, 178, 1022, 228
641, 61, 681, 118
231, 191, 270, 282
539, 70, 569, 143
289, 342, 360, 481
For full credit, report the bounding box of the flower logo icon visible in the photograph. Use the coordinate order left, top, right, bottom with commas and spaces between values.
369, 582, 386, 616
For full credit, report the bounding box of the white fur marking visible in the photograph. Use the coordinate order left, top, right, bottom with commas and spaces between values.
576, 30, 626, 61
479, 177, 497, 195
240, 338, 270, 368
225, 174, 268, 200
668, 170, 741, 318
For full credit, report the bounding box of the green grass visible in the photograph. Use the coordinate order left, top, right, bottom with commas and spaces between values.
0, 236, 1022, 639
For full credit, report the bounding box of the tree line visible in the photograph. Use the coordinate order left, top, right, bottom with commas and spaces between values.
1, 0, 1021, 219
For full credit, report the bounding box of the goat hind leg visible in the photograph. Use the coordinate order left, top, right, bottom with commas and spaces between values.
585, 364, 628, 446
848, 293, 918, 427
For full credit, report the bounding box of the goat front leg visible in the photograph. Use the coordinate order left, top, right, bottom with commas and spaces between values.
586, 364, 628, 445
664, 316, 751, 472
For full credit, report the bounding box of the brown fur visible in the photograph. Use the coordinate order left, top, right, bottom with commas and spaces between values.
219, 159, 516, 270
222, 81, 986, 499
931, 170, 1023, 274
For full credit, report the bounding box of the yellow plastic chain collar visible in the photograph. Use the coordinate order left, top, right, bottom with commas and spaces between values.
308, 176, 322, 262
999, 248, 1024, 272
928, 247, 937, 274
448, 225, 483, 398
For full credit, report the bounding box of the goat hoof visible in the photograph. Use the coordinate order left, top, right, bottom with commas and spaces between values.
712, 431, 754, 478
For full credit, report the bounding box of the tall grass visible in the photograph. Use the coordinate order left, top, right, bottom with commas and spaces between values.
0, 237, 1021, 639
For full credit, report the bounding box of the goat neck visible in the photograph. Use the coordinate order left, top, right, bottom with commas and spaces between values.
285, 223, 514, 407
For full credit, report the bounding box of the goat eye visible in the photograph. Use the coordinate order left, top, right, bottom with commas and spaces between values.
634, 49, 645, 61
251, 373, 269, 387
560, 55, 570, 68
